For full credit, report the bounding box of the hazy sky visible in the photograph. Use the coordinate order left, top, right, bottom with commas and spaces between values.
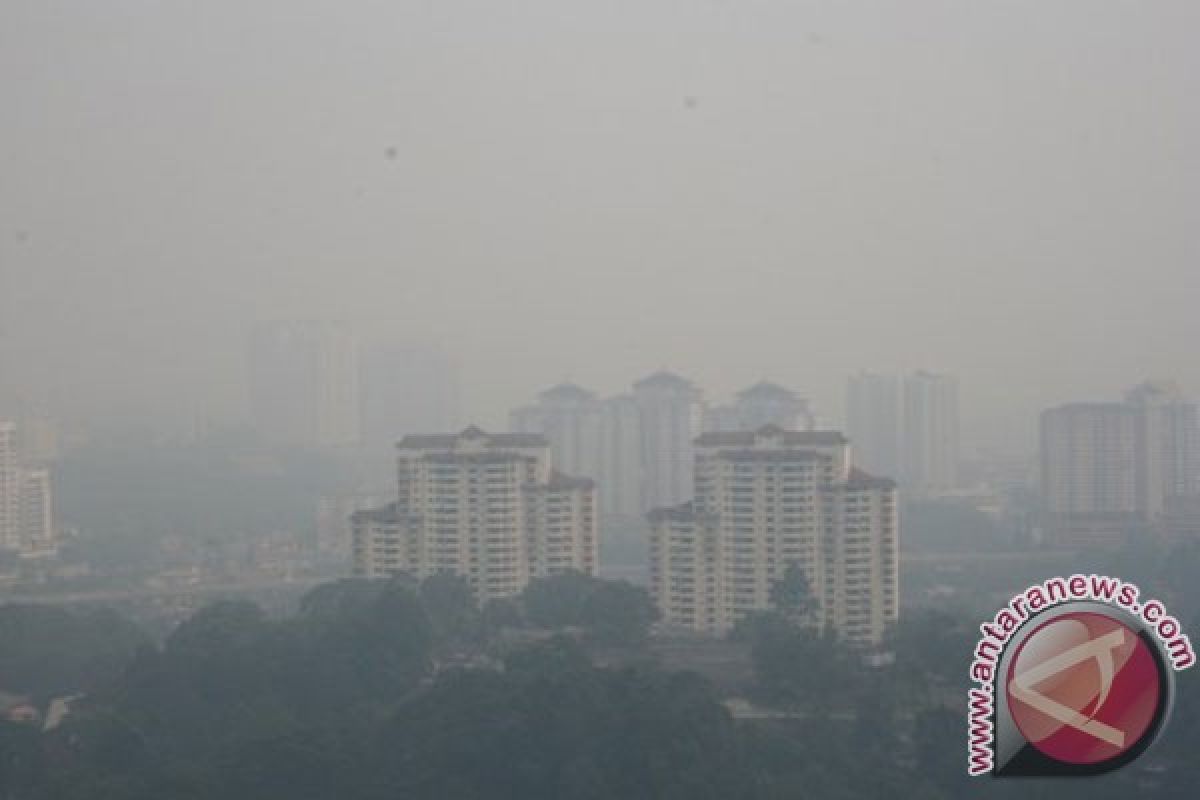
2, 1, 1197, 450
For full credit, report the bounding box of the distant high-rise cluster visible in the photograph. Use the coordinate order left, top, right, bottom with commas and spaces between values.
350, 427, 596, 602
509, 371, 704, 516
360, 373, 901, 646
647, 427, 898, 646
1040, 381, 1199, 547
845, 371, 959, 498
0, 421, 56, 556
510, 373, 820, 517
249, 321, 461, 451
249, 321, 360, 447
702, 381, 815, 434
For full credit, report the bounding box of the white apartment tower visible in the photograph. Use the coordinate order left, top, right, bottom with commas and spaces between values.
0, 421, 56, 555
1040, 383, 1199, 547
596, 395, 644, 516
901, 371, 959, 496
1126, 381, 1199, 516
845, 372, 901, 481
509, 383, 602, 482
648, 427, 898, 646
1040, 403, 1138, 547
351, 427, 596, 603
704, 382, 815, 434
18, 468, 54, 555
0, 422, 18, 551
634, 371, 702, 513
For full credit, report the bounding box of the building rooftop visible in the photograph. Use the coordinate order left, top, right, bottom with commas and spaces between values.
538, 382, 596, 402
398, 426, 548, 450
736, 381, 797, 400
845, 467, 896, 490
695, 427, 848, 447
634, 370, 695, 391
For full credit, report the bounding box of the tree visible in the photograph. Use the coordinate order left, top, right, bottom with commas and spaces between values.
0, 605, 148, 702
521, 572, 657, 645
768, 562, 818, 623
420, 572, 481, 642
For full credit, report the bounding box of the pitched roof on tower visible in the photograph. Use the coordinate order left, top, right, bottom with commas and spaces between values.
398, 427, 548, 450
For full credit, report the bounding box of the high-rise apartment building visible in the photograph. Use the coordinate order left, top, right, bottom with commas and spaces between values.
634, 371, 702, 512
703, 382, 814, 433
596, 395, 644, 516
509, 383, 601, 482
510, 372, 700, 517
0, 421, 56, 555
1126, 381, 1199, 517
0, 422, 19, 551
1041, 383, 1199, 547
1040, 403, 1138, 547
18, 468, 54, 555
902, 371, 959, 496
351, 427, 596, 603
845, 372, 901, 480
249, 321, 359, 447
648, 426, 898, 646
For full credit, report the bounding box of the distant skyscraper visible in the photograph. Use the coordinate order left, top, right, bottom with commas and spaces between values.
351, 427, 596, 602
18, 468, 54, 555
1040, 403, 1139, 547
509, 383, 601, 481
703, 381, 814, 433
634, 371, 702, 512
0, 421, 56, 555
249, 321, 359, 447
361, 344, 460, 447
0, 422, 18, 551
1125, 381, 1199, 517
596, 395, 644, 516
901, 371, 959, 496
845, 372, 901, 480
1041, 383, 1199, 548
648, 427, 898, 645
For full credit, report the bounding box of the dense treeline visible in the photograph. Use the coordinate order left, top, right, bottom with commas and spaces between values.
2, 568, 1200, 799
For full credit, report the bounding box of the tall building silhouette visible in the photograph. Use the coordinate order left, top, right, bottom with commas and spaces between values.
1041, 382, 1199, 546
648, 426, 898, 645
902, 371, 959, 496
845, 372, 901, 480
351, 427, 596, 602
634, 371, 702, 512
704, 381, 814, 433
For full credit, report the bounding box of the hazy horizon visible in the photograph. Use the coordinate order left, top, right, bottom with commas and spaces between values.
4, 0, 1198, 451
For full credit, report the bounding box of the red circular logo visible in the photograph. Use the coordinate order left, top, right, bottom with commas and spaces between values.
1006, 611, 1162, 765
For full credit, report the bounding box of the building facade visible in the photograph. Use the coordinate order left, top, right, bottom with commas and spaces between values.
596, 394, 644, 516
509, 383, 602, 482
648, 426, 898, 646
845, 372, 901, 481
703, 381, 814, 434
634, 371, 702, 513
901, 371, 959, 497
510, 373, 701, 517
0, 421, 56, 555
1126, 381, 1199, 517
0, 422, 18, 551
351, 427, 596, 603
1041, 384, 1200, 547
